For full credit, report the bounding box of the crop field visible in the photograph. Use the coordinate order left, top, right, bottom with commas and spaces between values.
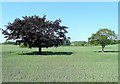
1, 44, 118, 82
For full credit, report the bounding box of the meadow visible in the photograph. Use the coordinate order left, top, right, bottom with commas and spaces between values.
1, 44, 118, 82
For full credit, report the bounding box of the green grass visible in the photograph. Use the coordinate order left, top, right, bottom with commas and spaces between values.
1, 44, 118, 82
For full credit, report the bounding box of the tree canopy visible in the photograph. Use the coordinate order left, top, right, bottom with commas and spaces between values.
1, 15, 69, 52
88, 28, 116, 52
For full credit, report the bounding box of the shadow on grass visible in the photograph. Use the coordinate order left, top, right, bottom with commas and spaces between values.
18, 51, 73, 55
94, 51, 120, 52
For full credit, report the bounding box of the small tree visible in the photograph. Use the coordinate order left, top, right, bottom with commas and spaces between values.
1, 15, 69, 53
88, 28, 116, 52
63, 39, 71, 46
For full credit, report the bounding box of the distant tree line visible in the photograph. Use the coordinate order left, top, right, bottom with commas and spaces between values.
2, 39, 120, 46
71, 41, 87, 46
2, 41, 16, 45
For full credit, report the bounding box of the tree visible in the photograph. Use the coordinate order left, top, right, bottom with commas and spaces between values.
63, 39, 71, 46
1, 15, 69, 53
88, 28, 116, 52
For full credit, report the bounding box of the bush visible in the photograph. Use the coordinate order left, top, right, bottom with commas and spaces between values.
2, 41, 16, 45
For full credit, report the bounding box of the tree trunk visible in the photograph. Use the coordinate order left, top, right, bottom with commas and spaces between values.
39, 46, 42, 53
102, 47, 104, 52
102, 45, 105, 52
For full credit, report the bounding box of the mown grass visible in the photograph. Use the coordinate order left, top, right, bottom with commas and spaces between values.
1, 44, 118, 82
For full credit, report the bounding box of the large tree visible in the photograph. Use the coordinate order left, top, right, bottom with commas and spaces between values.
1, 15, 69, 52
88, 28, 116, 52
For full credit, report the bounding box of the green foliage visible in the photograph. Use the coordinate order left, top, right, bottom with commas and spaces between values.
2, 41, 16, 45
110, 40, 120, 44
71, 41, 87, 46
88, 28, 116, 51
63, 39, 71, 46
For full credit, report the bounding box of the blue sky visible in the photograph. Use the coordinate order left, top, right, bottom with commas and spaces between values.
0, 2, 118, 43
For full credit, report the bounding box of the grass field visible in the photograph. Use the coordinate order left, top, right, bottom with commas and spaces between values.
1, 44, 118, 82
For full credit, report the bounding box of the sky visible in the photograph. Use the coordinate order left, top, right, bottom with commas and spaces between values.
1, 0, 119, 2
0, 2, 118, 43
